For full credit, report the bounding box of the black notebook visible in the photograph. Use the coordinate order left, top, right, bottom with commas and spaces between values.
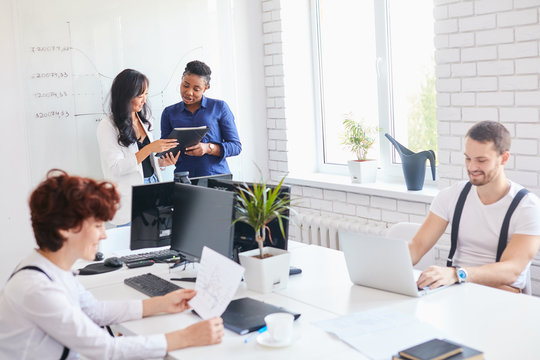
393, 339, 483, 360
219, 297, 301, 335
437, 340, 483, 360
158, 126, 209, 157
397, 338, 462, 360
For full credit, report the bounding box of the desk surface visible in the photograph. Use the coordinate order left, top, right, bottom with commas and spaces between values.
79, 243, 540, 360
278, 244, 540, 360
83, 264, 360, 359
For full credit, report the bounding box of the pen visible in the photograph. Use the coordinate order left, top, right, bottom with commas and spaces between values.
244, 326, 267, 343
170, 277, 197, 282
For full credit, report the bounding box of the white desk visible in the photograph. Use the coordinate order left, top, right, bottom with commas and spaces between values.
82, 265, 360, 359
79, 243, 540, 360
277, 244, 540, 360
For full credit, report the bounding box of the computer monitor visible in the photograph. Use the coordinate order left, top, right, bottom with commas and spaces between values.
189, 173, 233, 187
170, 182, 235, 262
206, 179, 290, 255
130, 181, 175, 250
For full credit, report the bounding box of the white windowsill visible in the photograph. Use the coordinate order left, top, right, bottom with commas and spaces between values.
286, 172, 439, 204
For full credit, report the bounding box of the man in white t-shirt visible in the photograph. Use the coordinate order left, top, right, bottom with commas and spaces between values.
410, 121, 540, 293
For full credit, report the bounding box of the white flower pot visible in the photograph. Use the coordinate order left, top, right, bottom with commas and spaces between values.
347, 159, 377, 183
238, 247, 291, 293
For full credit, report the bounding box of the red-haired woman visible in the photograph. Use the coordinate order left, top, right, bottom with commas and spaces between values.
0, 170, 223, 359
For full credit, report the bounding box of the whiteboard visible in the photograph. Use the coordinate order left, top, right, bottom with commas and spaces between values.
15, 0, 241, 183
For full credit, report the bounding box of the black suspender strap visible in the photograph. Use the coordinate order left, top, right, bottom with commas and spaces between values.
8, 265, 70, 360
447, 182, 472, 267
60, 347, 69, 360
447, 183, 530, 267
9, 265, 53, 281
496, 188, 529, 262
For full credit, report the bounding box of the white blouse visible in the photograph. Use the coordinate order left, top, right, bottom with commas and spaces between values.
0, 251, 167, 359
97, 115, 163, 225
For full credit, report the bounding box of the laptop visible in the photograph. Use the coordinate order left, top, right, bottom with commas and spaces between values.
339, 231, 449, 297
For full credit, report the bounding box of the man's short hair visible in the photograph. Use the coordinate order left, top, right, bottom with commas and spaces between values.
466, 121, 511, 155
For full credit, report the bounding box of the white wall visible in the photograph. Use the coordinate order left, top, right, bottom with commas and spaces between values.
435, 0, 540, 192
0, 0, 34, 285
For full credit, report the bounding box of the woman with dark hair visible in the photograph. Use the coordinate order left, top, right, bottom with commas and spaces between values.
97, 69, 179, 226
0, 170, 224, 359
161, 60, 242, 178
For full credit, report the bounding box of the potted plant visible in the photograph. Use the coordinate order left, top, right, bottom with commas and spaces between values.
341, 113, 378, 183
234, 174, 293, 293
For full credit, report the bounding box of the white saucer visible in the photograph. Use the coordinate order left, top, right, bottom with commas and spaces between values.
257, 331, 294, 348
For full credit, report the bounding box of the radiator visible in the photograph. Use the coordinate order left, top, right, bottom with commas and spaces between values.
292, 213, 386, 250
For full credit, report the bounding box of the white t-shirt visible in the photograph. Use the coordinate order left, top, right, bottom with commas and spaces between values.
0, 250, 167, 359
430, 180, 540, 289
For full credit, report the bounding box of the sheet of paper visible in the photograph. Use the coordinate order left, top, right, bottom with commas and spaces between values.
188, 246, 245, 320
314, 307, 446, 360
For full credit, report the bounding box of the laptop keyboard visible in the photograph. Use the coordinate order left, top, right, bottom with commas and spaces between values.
124, 273, 182, 297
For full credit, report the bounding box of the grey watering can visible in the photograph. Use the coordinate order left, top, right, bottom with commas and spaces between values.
384, 133, 436, 191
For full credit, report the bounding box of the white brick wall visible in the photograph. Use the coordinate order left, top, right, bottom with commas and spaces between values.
261, 0, 287, 181
290, 186, 430, 228
433, 0, 540, 294
261, 1, 540, 294
435, 0, 540, 193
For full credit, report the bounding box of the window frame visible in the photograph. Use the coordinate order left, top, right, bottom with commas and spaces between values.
310, 0, 434, 181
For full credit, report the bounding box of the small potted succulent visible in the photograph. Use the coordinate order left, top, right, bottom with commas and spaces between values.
341, 113, 378, 183
234, 174, 293, 293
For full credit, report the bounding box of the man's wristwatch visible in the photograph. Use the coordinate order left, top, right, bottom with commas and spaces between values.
456, 267, 468, 284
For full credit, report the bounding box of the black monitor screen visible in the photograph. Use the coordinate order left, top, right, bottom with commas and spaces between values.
130, 181, 175, 250
189, 173, 233, 187
170, 183, 235, 261
206, 179, 290, 255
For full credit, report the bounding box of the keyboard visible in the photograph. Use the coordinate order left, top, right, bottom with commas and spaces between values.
119, 249, 182, 264
124, 273, 182, 297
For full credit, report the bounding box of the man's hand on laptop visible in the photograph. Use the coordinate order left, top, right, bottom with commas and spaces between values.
416, 266, 458, 290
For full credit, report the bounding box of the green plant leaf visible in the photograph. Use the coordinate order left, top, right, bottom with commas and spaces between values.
340, 114, 378, 161
233, 172, 294, 256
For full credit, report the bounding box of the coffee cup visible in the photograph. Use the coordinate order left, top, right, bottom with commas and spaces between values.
264, 312, 294, 343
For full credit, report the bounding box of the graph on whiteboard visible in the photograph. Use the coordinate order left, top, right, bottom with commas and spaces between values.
15, 0, 233, 183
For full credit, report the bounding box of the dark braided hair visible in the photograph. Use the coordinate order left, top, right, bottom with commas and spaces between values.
183, 60, 211, 86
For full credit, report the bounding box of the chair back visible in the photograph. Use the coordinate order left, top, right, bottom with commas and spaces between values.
386, 222, 435, 271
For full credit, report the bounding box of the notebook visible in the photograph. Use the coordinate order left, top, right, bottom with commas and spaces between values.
219, 297, 301, 335
339, 231, 450, 297
398, 338, 462, 360
393, 338, 484, 360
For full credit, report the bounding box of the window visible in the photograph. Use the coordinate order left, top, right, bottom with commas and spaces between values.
312, 0, 436, 175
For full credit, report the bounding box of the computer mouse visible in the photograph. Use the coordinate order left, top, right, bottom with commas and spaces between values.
94, 251, 104, 261
103, 257, 123, 268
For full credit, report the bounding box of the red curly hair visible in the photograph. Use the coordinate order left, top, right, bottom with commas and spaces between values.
29, 169, 120, 252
